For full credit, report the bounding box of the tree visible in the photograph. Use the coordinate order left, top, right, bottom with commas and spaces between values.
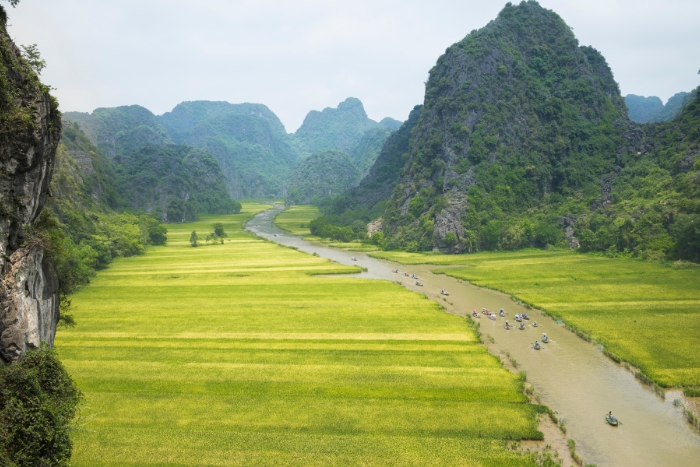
20, 44, 46, 75
0, 0, 20, 25
0, 346, 81, 466
212, 222, 226, 238
189, 230, 198, 247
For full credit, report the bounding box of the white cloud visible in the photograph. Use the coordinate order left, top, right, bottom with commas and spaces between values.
7, 0, 700, 131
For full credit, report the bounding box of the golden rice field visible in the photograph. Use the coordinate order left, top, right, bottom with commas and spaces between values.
372, 249, 700, 388
56, 203, 545, 466
273, 204, 320, 236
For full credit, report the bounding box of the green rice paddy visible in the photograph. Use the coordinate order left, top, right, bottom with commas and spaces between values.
56, 203, 543, 466
373, 249, 700, 388
273, 205, 320, 236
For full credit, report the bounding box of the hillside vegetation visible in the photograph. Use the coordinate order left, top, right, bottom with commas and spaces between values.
285, 150, 359, 204
626, 90, 697, 123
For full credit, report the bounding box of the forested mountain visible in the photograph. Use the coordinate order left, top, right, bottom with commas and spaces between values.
286, 150, 359, 205
312, 0, 700, 262
319, 105, 423, 222
64, 106, 172, 157
626, 90, 697, 123
292, 97, 399, 157
66, 99, 401, 198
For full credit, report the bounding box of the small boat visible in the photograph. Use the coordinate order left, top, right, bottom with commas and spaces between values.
504, 324, 511, 330
499, 311, 505, 317
606, 414, 619, 426
519, 322, 525, 330
440, 289, 449, 296
489, 314, 496, 321
404, 272, 409, 277
542, 334, 549, 343
472, 312, 480, 318
534, 342, 541, 350
351, 257, 357, 261
532, 322, 538, 327
523, 314, 530, 320
415, 281, 423, 286
393, 269, 399, 273
515, 316, 523, 322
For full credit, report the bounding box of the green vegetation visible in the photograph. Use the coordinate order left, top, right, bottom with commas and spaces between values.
274, 205, 321, 236
114, 144, 235, 221
373, 249, 700, 388
286, 150, 359, 205
383, 1, 628, 253
626, 90, 697, 123
311, 106, 423, 241
41, 123, 170, 309
293, 97, 392, 157
0, 346, 81, 467
56, 202, 547, 466
349, 126, 393, 177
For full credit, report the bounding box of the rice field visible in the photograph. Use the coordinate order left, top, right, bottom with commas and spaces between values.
273, 205, 321, 236
374, 249, 700, 388
55, 203, 544, 466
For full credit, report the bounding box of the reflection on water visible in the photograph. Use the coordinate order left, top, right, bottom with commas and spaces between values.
248, 207, 700, 467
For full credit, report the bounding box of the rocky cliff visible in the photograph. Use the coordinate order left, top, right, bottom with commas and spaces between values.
0, 26, 62, 362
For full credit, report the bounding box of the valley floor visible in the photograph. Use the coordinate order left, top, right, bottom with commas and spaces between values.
57, 203, 546, 466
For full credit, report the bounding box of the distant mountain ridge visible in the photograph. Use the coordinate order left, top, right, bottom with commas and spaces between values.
65, 98, 404, 200
625, 90, 697, 123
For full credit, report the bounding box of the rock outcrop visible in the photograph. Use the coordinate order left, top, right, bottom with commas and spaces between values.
0, 25, 62, 363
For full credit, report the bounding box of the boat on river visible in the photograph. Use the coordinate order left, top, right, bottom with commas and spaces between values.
606, 413, 619, 426
440, 289, 449, 296
415, 281, 423, 286
534, 341, 541, 350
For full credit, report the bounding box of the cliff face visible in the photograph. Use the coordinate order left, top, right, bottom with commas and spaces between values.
0, 26, 62, 362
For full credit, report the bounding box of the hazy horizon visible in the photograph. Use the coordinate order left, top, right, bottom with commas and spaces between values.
8, 0, 700, 132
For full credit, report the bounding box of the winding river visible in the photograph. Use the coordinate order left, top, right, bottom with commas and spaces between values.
247, 206, 700, 467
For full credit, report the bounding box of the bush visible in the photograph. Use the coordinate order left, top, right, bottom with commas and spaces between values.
0, 347, 81, 466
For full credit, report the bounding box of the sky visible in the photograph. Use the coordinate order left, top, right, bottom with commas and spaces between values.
7, 0, 700, 132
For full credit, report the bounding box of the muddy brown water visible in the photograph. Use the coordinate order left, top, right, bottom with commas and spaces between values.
248, 207, 700, 467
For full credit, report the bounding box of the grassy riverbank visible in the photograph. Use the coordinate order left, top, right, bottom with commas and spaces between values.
56, 203, 545, 466
273, 204, 320, 235
371, 249, 700, 388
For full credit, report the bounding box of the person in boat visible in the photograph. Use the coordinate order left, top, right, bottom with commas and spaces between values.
519, 322, 525, 329
505, 320, 510, 327
532, 321, 538, 327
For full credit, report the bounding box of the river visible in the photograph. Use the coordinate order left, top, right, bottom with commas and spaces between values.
247, 206, 700, 467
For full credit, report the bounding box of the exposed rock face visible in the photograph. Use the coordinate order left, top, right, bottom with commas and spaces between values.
0, 26, 62, 362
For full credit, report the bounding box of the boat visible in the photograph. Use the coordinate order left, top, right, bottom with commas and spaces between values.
472, 312, 480, 318
532, 322, 538, 327
351, 257, 357, 261
489, 314, 496, 320
523, 313, 530, 320
534, 342, 541, 350
606, 414, 619, 426
519, 322, 525, 330
504, 324, 511, 330
542, 334, 549, 343
415, 281, 423, 286
440, 289, 449, 296
499, 311, 505, 317
515, 316, 523, 322
393, 269, 399, 273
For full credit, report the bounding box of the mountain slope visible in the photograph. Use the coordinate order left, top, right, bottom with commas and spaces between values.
286, 150, 359, 205
626, 90, 697, 123
293, 98, 380, 156
185, 113, 298, 198
383, 0, 628, 252
63, 105, 171, 157
114, 144, 235, 221
158, 100, 288, 143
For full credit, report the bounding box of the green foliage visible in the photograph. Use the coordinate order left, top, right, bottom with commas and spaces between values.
626, 91, 697, 123
189, 230, 198, 247
115, 144, 236, 221
575, 88, 700, 262
349, 126, 392, 177
0, 347, 81, 467
384, 1, 628, 253
19, 44, 45, 75
309, 215, 366, 242
273, 205, 321, 236
286, 150, 359, 205
292, 97, 381, 157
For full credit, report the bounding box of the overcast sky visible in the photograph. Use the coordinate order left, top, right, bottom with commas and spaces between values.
7, 0, 700, 132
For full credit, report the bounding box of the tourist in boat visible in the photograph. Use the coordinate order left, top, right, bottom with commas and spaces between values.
532, 321, 538, 327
